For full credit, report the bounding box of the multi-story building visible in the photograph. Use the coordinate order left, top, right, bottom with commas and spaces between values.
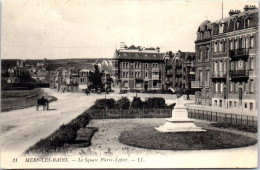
113, 45, 165, 93
193, 5, 258, 111
78, 69, 91, 92
192, 19, 213, 106
163, 50, 196, 94
163, 51, 174, 90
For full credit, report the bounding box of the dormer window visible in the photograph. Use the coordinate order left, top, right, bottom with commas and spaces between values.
219, 24, 224, 34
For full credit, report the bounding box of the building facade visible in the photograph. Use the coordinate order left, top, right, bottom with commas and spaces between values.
193, 5, 258, 112
113, 46, 165, 93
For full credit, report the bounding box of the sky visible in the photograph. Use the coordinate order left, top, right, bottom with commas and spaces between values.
1, 0, 258, 59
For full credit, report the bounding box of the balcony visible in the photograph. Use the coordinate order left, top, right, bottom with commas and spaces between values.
152, 75, 160, 80
152, 68, 160, 72
191, 81, 203, 89
175, 63, 182, 68
166, 65, 172, 69
229, 48, 249, 60
229, 70, 249, 79
211, 71, 227, 79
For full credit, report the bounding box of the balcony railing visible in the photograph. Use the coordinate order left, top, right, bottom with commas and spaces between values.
175, 63, 182, 68
229, 48, 249, 60
191, 81, 203, 88
211, 71, 227, 79
229, 70, 249, 78
166, 65, 172, 69
152, 68, 160, 72
152, 75, 160, 80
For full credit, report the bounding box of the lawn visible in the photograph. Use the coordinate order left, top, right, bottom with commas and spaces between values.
119, 126, 257, 150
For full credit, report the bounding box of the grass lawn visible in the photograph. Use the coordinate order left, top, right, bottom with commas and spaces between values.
119, 126, 257, 150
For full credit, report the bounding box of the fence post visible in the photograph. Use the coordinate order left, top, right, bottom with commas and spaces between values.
216, 112, 218, 122
210, 111, 212, 122
231, 114, 232, 124
252, 116, 254, 127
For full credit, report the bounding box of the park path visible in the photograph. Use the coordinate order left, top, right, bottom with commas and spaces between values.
1, 88, 105, 166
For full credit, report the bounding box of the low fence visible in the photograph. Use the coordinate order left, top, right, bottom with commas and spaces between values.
187, 109, 257, 127
90, 109, 172, 119
89, 108, 257, 128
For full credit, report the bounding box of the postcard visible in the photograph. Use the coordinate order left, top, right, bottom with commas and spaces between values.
1, 0, 258, 168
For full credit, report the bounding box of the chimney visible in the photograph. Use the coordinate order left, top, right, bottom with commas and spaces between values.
156, 47, 160, 52
228, 9, 241, 16
244, 5, 257, 12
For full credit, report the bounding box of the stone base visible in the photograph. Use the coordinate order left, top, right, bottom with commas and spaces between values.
155, 121, 206, 133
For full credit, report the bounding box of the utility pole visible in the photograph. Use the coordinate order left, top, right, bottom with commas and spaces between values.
222, 0, 223, 19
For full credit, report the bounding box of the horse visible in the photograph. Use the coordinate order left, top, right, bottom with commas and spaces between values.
36, 97, 49, 111
85, 89, 90, 95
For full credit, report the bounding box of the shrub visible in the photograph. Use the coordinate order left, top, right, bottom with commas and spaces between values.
116, 97, 130, 110
131, 97, 143, 109
143, 97, 167, 109
92, 98, 116, 110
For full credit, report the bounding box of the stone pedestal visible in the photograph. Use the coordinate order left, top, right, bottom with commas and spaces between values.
155, 96, 206, 133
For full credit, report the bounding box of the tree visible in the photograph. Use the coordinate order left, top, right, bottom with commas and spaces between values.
89, 64, 103, 89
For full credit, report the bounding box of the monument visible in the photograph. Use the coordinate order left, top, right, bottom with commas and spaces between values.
155, 90, 206, 133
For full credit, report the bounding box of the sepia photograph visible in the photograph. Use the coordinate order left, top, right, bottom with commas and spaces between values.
1, 0, 258, 168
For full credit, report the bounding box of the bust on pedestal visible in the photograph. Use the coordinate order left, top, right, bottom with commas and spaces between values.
155, 93, 206, 133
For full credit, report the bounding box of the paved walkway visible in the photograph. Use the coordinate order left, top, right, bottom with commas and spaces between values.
1, 88, 106, 168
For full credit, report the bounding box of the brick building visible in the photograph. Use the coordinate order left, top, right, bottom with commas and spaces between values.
164, 50, 196, 94
193, 5, 258, 112
113, 45, 165, 93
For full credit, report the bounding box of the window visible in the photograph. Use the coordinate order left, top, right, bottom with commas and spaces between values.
123, 72, 125, 77
126, 72, 129, 78
220, 82, 224, 94
250, 57, 254, 70
250, 80, 253, 93
235, 39, 239, 49
153, 81, 158, 87
229, 40, 233, 50
145, 63, 148, 69
200, 50, 203, 60
214, 43, 218, 52
145, 71, 148, 78
229, 101, 232, 108
250, 36, 254, 48
219, 100, 222, 107
215, 83, 218, 93
234, 101, 237, 107
219, 42, 223, 52
230, 82, 233, 92
250, 103, 253, 111
205, 49, 208, 60
223, 61, 227, 74
244, 102, 247, 109
219, 24, 224, 33
214, 100, 217, 107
